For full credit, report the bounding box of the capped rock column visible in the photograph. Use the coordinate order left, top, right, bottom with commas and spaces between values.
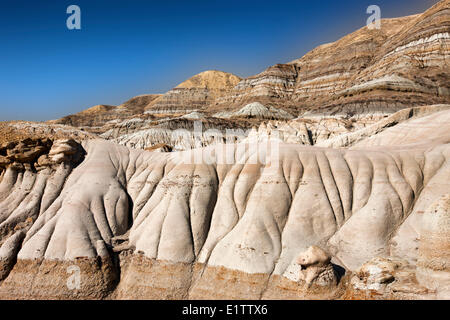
416, 194, 450, 298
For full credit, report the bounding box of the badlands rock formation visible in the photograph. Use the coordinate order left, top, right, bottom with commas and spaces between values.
216, 102, 294, 120
296, 246, 337, 288
213, 0, 450, 116
0, 0, 449, 300
46, 0, 449, 151
0, 121, 95, 145
0, 106, 449, 299
50, 94, 162, 133
145, 70, 241, 114
101, 116, 254, 151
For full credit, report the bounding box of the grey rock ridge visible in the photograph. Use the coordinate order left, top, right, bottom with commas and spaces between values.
0, 108, 449, 299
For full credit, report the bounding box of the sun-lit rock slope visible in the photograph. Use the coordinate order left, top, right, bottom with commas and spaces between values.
49, 94, 162, 132
213, 0, 450, 116
145, 70, 242, 114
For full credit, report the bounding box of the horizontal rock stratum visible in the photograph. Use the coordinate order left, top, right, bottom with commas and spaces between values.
0, 108, 449, 299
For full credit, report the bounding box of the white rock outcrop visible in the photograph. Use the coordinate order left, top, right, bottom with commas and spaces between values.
0, 108, 448, 299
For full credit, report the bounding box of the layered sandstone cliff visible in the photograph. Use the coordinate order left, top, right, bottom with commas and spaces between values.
144, 70, 241, 114
212, 0, 450, 116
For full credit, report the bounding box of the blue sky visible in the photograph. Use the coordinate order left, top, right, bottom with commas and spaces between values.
0, 0, 440, 121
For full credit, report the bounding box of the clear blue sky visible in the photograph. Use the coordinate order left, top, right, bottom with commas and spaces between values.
0, 0, 440, 121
